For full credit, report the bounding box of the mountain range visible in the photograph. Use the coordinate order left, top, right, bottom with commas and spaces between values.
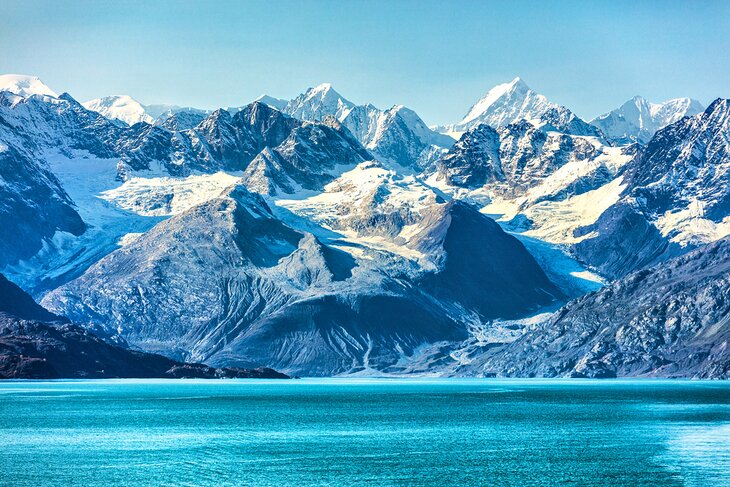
0, 73, 727, 378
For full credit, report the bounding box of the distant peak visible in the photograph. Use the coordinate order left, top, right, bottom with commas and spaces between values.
254, 94, 288, 110
0, 73, 58, 98
85, 94, 143, 106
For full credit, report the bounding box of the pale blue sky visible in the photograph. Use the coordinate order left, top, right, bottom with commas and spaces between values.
1, 0, 728, 125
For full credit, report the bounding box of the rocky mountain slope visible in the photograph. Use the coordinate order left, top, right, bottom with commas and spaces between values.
574, 98, 730, 278
43, 183, 560, 376
472, 237, 730, 379
83, 94, 213, 128
0, 273, 288, 379
433, 119, 608, 194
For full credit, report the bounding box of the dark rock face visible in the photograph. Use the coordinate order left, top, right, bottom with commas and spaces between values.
116, 102, 370, 191
0, 274, 66, 322
477, 237, 730, 379
435, 120, 599, 194
417, 201, 562, 319
0, 145, 85, 267
436, 124, 502, 188
0, 273, 289, 380
0, 316, 288, 379
538, 106, 603, 138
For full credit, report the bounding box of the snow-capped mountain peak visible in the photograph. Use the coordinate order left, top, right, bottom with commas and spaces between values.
284, 83, 354, 121
650, 97, 704, 127
82, 95, 154, 126
447, 77, 599, 138
590, 95, 705, 144
459, 77, 532, 127
0, 74, 58, 98
253, 94, 288, 110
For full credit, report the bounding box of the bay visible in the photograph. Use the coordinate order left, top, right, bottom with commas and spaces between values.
1, 379, 729, 486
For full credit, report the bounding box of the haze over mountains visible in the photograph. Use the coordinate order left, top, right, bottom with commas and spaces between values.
0, 73, 727, 378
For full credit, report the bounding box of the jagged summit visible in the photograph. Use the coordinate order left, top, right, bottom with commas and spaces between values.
283, 83, 354, 122
590, 95, 704, 144
448, 77, 599, 137
459, 77, 530, 127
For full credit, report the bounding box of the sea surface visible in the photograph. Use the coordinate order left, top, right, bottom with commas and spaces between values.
1, 379, 729, 486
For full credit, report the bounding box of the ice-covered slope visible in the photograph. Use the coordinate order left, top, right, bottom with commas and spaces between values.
590, 96, 704, 144
82, 95, 154, 126
0, 91, 124, 272
0, 143, 85, 269
342, 104, 454, 169
254, 95, 288, 110
0, 74, 58, 98
443, 77, 600, 137
83, 95, 212, 129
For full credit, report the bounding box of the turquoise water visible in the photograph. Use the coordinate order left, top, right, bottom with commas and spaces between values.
1, 379, 729, 486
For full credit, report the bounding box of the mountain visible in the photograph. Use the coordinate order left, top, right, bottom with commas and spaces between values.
82, 95, 155, 126
0, 90, 121, 158
0, 274, 66, 322
473, 237, 730, 379
433, 120, 608, 195
590, 96, 704, 144
342, 104, 454, 169
431, 98, 730, 285
0, 92, 372, 295
83, 95, 213, 129
444, 77, 601, 137
0, 273, 288, 379
43, 182, 561, 376
254, 94, 288, 110
0, 112, 86, 268
574, 98, 730, 279
0, 74, 58, 98
284, 83, 355, 121
284, 84, 454, 168
116, 102, 370, 186
2, 73, 728, 379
